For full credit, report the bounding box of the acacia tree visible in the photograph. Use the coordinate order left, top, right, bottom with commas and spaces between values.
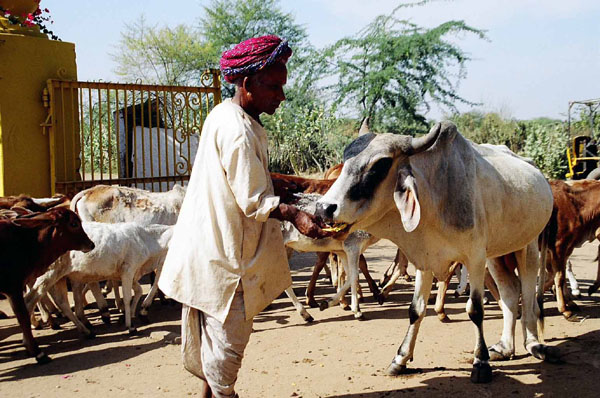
324, 5, 486, 134
111, 17, 215, 85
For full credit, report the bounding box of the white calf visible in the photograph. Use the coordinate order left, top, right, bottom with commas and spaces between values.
26, 222, 173, 335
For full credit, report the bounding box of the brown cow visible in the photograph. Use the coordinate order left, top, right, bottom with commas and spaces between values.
0, 194, 69, 213
0, 208, 95, 363
546, 179, 600, 319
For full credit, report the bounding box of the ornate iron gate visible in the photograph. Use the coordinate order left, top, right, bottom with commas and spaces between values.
42, 70, 221, 195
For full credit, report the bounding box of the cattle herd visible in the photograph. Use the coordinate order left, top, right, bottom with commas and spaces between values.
1, 121, 600, 386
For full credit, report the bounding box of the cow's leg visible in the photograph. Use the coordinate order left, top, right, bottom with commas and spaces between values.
589, 249, 600, 296
379, 249, 401, 288
102, 279, 113, 296
486, 256, 520, 361
358, 254, 383, 304
519, 243, 560, 363
464, 256, 493, 383
305, 252, 329, 308
455, 264, 469, 296
88, 282, 111, 324
131, 280, 143, 320
386, 269, 434, 375
48, 280, 93, 337
434, 278, 450, 323
552, 258, 573, 320
140, 265, 164, 322
7, 291, 51, 364
111, 280, 124, 312
434, 263, 459, 323
319, 252, 362, 318
484, 269, 501, 303
72, 281, 94, 330
285, 287, 314, 323
565, 261, 581, 298
120, 274, 137, 335
381, 251, 409, 298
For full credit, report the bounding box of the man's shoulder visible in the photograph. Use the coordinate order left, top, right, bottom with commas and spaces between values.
207, 101, 249, 131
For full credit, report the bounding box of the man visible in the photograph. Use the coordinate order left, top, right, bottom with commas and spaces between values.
158, 35, 331, 398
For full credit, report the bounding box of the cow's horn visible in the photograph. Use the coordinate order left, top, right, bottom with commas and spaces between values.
358, 117, 371, 136
409, 122, 444, 155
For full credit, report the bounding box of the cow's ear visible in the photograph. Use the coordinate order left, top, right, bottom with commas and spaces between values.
393, 166, 420, 232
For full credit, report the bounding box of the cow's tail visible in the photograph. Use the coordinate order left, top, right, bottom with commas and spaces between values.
70, 190, 85, 214
537, 207, 557, 339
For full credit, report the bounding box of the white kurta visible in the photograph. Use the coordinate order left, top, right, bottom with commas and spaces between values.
158, 99, 291, 323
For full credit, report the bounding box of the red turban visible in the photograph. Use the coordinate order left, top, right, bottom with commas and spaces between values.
220, 35, 292, 83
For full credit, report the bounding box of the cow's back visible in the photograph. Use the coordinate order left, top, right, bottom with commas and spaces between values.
72, 185, 183, 225
408, 135, 552, 259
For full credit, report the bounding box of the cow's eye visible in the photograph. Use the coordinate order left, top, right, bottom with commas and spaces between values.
70, 220, 80, 228
370, 158, 393, 176
347, 157, 393, 201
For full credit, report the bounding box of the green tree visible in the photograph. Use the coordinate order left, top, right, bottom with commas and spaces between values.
200, 0, 309, 97
323, 4, 486, 134
112, 16, 215, 85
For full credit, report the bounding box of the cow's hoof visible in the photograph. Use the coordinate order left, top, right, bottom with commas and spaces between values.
0, 310, 8, 319
437, 313, 450, 323
531, 344, 562, 363
319, 301, 329, 311
588, 283, 600, 296
35, 352, 52, 365
128, 328, 138, 336
304, 315, 314, 323
355, 312, 365, 321
453, 291, 459, 298
50, 322, 62, 331
385, 362, 407, 376
84, 331, 96, 339
470, 362, 492, 383
306, 299, 319, 308
101, 314, 111, 325
376, 294, 385, 305
562, 311, 577, 322
488, 345, 512, 361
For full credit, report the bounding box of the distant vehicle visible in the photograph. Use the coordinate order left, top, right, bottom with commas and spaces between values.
565, 98, 600, 180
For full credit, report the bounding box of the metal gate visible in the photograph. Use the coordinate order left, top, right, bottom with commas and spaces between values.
42, 69, 221, 196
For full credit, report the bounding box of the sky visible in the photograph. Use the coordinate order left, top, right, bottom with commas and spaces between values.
42, 0, 600, 121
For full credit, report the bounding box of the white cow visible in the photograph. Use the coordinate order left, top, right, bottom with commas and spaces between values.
315, 122, 557, 383
71, 183, 185, 317
71, 184, 186, 225
26, 222, 173, 335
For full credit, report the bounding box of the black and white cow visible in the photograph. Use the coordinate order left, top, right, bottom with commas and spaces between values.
315, 122, 558, 383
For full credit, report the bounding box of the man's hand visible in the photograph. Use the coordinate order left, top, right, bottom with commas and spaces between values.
270, 204, 335, 239
272, 178, 299, 204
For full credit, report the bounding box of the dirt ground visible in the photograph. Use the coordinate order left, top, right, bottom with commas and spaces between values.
1, 239, 599, 398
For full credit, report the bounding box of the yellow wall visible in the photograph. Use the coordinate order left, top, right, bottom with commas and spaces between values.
0, 33, 77, 197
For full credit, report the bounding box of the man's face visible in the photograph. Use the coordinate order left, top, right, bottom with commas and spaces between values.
246, 63, 287, 116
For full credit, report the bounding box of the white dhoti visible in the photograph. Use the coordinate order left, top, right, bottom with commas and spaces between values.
181, 286, 253, 398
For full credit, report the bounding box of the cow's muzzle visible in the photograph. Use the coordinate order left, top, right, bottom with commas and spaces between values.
315, 202, 337, 222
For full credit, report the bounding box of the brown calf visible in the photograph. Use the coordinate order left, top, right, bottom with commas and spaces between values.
546, 179, 600, 319
0, 208, 95, 363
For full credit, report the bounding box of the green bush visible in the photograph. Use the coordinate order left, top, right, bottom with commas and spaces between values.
264, 104, 353, 175
520, 121, 569, 179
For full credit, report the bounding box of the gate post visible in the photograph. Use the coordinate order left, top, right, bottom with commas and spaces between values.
0, 31, 77, 197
